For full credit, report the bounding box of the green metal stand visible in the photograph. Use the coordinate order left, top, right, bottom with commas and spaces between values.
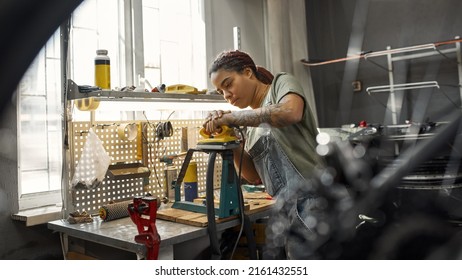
172, 148, 240, 218
171, 145, 258, 260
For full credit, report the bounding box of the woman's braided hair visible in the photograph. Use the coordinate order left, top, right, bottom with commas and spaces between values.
209, 50, 274, 84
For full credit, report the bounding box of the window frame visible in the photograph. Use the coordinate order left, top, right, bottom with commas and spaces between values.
17, 0, 207, 210
17, 30, 64, 210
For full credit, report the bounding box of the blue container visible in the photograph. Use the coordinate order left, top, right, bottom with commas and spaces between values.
184, 182, 198, 202
184, 161, 198, 202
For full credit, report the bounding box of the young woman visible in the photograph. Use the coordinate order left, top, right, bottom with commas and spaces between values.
203, 50, 328, 259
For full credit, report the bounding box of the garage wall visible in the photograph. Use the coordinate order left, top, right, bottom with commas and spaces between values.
204, 0, 266, 89
306, 0, 462, 127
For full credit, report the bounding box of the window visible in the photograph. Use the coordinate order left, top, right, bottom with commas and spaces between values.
70, 0, 124, 89
142, 0, 207, 90
18, 31, 63, 210
17, 0, 207, 210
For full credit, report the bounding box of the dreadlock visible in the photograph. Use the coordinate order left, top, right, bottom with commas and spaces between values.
209, 50, 274, 84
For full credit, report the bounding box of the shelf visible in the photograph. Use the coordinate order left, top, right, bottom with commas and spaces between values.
301, 37, 462, 117
301, 37, 462, 67
66, 79, 225, 103
366, 81, 440, 94
107, 162, 151, 180
302, 36, 462, 143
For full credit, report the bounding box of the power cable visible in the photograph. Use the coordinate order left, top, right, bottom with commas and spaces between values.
230, 127, 247, 259
438, 85, 462, 109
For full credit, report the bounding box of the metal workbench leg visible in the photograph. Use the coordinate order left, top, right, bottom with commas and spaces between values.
242, 214, 258, 259
205, 151, 222, 259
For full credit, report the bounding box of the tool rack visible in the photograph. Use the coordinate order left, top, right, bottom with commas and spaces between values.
302, 36, 462, 125
63, 79, 229, 218
364, 36, 462, 125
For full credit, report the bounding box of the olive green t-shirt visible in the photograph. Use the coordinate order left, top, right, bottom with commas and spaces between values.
245, 72, 323, 179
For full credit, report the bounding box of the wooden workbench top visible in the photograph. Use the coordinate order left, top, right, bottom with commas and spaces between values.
157, 198, 274, 227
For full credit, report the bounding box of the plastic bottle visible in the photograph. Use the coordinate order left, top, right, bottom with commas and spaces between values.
94, 49, 111, 89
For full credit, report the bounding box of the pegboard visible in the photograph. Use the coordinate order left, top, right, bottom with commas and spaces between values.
67, 119, 224, 215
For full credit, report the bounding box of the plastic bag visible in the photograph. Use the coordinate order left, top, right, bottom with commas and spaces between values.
71, 128, 111, 190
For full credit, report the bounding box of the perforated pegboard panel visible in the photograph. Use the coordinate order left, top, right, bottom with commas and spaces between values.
67, 119, 223, 215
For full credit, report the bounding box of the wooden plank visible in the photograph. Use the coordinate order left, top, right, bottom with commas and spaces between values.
245, 199, 275, 215
244, 192, 272, 200
156, 208, 184, 222
156, 193, 275, 227
157, 207, 239, 227
157, 207, 207, 227
192, 198, 251, 211
175, 212, 208, 227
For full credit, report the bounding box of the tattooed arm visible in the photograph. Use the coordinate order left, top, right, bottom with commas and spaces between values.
204, 93, 304, 133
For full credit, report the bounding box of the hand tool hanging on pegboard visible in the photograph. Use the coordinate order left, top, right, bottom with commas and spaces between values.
155, 121, 173, 140
155, 111, 175, 141
128, 196, 161, 260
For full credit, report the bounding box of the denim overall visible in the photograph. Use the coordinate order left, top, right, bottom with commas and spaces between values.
247, 131, 329, 259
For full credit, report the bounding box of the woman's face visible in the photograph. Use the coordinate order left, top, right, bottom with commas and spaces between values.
210, 68, 255, 109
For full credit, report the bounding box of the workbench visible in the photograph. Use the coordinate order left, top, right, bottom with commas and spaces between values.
48, 198, 274, 260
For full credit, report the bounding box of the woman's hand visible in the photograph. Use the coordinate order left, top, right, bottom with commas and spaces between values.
203, 110, 231, 134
